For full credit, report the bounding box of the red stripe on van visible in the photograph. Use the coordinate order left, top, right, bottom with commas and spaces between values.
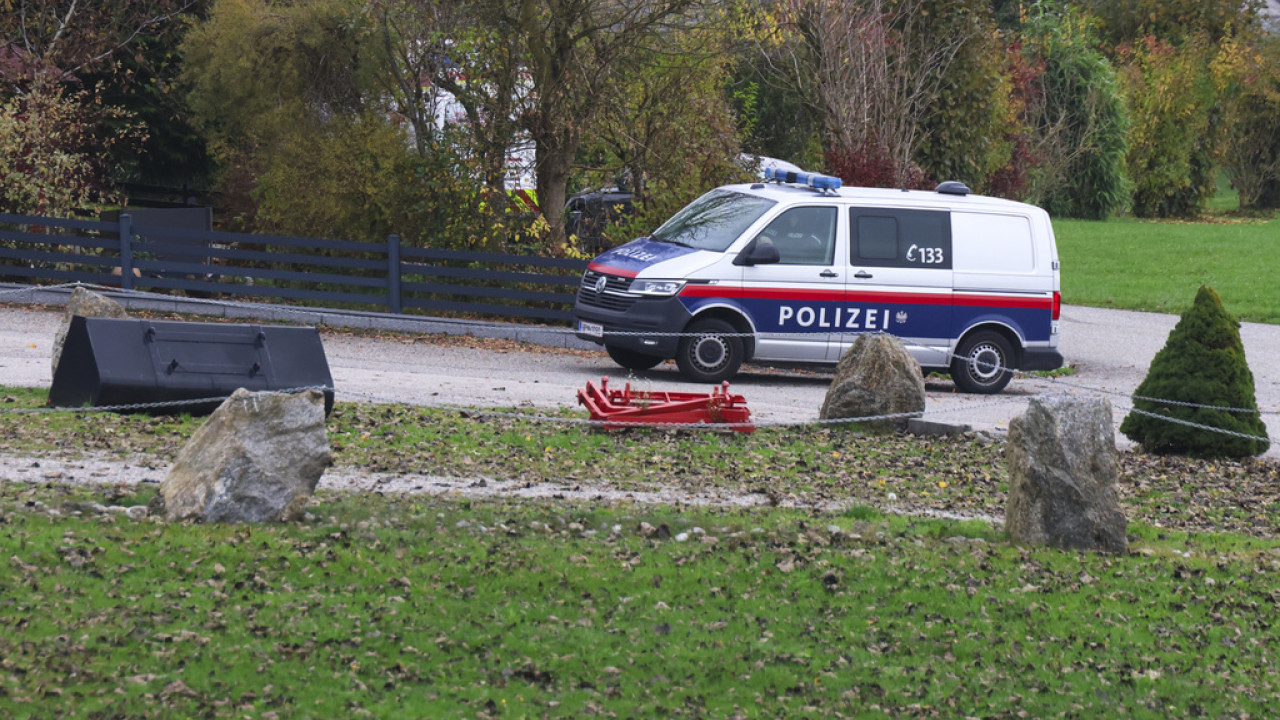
843, 290, 954, 305
680, 285, 842, 302
588, 262, 639, 278
680, 284, 1052, 310
953, 293, 1053, 310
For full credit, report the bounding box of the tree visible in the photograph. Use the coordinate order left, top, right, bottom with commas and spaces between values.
1212, 31, 1280, 211
492, 0, 710, 252
769, 0, 978, 188
1077, 0, 1261, 48
1, 0, 200, 213
182, 0, 377, 232
913, 1, 1018, 191
727, 42, 822, 171
83, 10, 214, 194
365, 0, 525, 202
1117, 35, 1218, 218
581, 21, 748, 246
1119, 286, 1269, 458
1019, 4, 1129, 219
0, 0, 199, 87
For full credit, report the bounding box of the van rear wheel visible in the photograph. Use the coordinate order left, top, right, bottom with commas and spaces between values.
951, 331, 1015, 394
606, 345, 663, 371
675, 318, 744, 384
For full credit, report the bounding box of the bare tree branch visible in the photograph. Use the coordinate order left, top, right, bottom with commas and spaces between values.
766, 0, 976, 186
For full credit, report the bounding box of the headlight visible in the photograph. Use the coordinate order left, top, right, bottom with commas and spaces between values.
628, 279, 686, 297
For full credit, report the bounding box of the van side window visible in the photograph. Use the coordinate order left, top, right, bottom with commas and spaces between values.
754, 206, 837, 265
851, 208, 952, 269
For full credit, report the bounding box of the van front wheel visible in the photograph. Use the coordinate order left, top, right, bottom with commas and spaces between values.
951, 331, 1015, 394
676, 319, 744, 384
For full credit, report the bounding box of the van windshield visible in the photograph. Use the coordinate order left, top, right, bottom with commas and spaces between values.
649, 189, 776, 252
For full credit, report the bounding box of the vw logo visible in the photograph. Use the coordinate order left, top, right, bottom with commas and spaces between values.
594, 275, 608, 294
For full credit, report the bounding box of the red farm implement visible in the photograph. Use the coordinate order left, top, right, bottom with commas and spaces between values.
576, 377, 754, 433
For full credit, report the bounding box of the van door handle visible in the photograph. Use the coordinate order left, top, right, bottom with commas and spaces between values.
854, 270, 873, 279
819, 269, 838, 278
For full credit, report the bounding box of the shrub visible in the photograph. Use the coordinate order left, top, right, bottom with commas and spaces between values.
1020, 4, 1130, 219
1118, 35, 1218, 219
1119, 286, 1269, 458
824, 140, 919, 190
0, 84, 131, 216
1211, 33, 1280, 211
913, 0, 1017, 193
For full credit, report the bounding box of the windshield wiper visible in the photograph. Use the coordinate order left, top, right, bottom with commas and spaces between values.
651, 234, 693, 248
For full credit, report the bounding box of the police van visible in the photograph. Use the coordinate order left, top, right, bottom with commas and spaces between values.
572, 169, 1062, 393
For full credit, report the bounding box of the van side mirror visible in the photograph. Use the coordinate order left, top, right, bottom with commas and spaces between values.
734, 238, 780, 266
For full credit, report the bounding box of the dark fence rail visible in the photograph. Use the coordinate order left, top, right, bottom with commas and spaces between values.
0, 212, 591, 323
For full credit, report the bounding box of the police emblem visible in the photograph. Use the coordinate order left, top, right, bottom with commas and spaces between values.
895, 311, 908, 324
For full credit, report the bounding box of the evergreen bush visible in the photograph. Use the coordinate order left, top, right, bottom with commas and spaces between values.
1119, 286, 1269, 458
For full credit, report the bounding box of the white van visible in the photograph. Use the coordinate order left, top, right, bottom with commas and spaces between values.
573, 169, 1062, 393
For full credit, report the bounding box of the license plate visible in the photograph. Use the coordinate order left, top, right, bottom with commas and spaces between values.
578, 320, 604, 338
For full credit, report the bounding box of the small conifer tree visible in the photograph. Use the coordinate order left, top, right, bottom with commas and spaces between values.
1119, 286, 1269, 458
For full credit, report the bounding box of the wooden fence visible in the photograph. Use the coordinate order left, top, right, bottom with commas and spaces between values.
0, 212, 590, 323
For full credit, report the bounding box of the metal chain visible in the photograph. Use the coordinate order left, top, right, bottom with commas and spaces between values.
0, 282, 83, 299
1117, 403, 1276, 445
1022, 372, 1277, 415
1, 386, 332, 415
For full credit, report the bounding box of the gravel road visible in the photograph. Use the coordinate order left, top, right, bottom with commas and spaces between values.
4, 301, 1280, 458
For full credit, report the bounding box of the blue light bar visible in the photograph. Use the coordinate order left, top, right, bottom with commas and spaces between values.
764, 167, 842, 191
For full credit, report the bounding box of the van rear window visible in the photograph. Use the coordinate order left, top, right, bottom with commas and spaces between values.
952, 213, 1034, 272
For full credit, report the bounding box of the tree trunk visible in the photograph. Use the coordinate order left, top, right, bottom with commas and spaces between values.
1256, 178, 1280, 210
537, 139, 573, 255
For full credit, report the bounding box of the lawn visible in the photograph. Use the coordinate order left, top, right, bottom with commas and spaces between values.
3, 483, 1279, 719
4, 388, 1280, 717
1055, 216, 1280, 322
1054, 176, 1280, 323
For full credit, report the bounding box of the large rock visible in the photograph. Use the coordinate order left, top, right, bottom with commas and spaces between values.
819, 333, 925, 432
51, 287, 129, 376
1006, 396, 1128, 553
159, 389, 331, 523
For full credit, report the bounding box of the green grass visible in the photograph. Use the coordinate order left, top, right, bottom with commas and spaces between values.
1055, 173, 1280, 322
1055, 215, 1280, 322
5, 389, 1280, 538
1, 373, 1280, 717
3, 486, 1280, 719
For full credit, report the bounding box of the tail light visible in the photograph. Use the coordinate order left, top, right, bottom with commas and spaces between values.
1052, 291, 1061, 320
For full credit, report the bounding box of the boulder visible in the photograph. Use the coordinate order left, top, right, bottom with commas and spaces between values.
819, 333, 925, 432
51, 287, 129, 376
1005, 396, 1128, 553
159, 388, 331, 523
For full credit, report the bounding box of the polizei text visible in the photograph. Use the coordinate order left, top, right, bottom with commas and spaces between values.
778, 305, 892, 331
